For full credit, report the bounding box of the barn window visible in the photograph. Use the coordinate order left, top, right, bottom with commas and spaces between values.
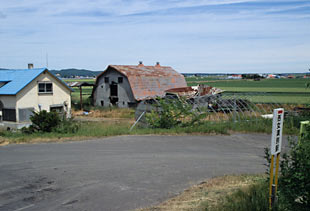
104, 77, 109, 83
118, 77, 123, 83
38, 82, 53, 94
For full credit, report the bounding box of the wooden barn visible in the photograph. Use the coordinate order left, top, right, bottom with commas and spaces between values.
92, 62, 187, 108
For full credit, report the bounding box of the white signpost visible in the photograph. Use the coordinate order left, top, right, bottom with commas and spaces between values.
271, 108, 284, 155
269, 108, 284, 209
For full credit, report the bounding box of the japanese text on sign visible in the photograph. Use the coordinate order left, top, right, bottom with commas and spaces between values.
271, 108, 284, 155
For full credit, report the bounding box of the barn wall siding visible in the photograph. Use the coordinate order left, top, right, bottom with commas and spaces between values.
95, 70, 136, 107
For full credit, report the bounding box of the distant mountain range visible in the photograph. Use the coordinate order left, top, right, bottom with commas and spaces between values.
0, 68, 102, 78
50, 69, 102, 78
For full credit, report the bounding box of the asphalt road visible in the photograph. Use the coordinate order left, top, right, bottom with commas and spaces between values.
0, 134, 287, 211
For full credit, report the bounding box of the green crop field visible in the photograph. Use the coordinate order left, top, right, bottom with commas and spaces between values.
64, 78, 96, 83
186, 78, 310, 104
187, 78, 310, 92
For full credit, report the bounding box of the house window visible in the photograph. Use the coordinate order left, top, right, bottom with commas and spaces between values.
50, 105, 64, 114
19, 108, 34, 122
50, 106, 63, 113
118, 77, 123, 83
2, 108, 16, 122
38, 82, 53, 93
104, 77, 109, 83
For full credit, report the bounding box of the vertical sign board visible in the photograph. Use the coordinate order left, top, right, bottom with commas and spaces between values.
269, 108, 284, 208
271, 108, 284, 155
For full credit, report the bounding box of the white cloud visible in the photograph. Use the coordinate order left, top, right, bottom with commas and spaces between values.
0, 0, 309, 73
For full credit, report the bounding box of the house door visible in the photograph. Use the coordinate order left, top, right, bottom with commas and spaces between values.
110, 83, 118, 105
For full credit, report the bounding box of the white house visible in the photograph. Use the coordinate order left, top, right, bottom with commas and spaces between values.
0, 67, 72, 129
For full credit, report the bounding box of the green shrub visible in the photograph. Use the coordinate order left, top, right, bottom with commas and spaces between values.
21, 111, 79, 134
145, 97, 206, 129
29, 110, 61, 132
278, 134, 310, 210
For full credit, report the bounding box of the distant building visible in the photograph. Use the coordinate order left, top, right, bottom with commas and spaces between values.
92, 62, 187, 107
267, 74, 276, 79
227, 74, 242, 79
0, 67, 72, 129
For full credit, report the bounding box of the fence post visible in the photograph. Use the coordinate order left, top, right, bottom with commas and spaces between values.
300, 120, 310, 142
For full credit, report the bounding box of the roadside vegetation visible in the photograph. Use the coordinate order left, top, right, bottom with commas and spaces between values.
0, 108, 307, 144
138, 174, 267, 211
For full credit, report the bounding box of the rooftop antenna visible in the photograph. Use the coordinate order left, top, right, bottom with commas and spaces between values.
46, 53, 49, 68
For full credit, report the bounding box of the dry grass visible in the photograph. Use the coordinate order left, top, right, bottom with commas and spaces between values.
138, 174, 266, 211
72, 107, 135, 119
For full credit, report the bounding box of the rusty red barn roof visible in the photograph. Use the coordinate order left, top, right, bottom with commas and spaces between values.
96, 64, 187, 101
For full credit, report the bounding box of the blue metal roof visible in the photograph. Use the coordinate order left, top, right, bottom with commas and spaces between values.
0, 68, 72, 95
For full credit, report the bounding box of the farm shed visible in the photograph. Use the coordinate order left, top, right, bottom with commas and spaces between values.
0, 66, 72, 129
68, 81, 94, 110
93, 62, 187, 107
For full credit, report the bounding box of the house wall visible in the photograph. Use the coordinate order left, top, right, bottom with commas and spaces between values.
94, 69, 136, 108
16, 71, 71, 122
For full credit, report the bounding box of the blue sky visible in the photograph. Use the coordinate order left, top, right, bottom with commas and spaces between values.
0, 0, 309, 73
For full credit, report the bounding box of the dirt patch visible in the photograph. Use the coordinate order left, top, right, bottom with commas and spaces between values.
0, 137, 9, 146
138, 174, 265, 211
73, 116, 134, 123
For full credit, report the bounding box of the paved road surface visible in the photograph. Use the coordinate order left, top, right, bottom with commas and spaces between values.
0, 134, 287, 211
